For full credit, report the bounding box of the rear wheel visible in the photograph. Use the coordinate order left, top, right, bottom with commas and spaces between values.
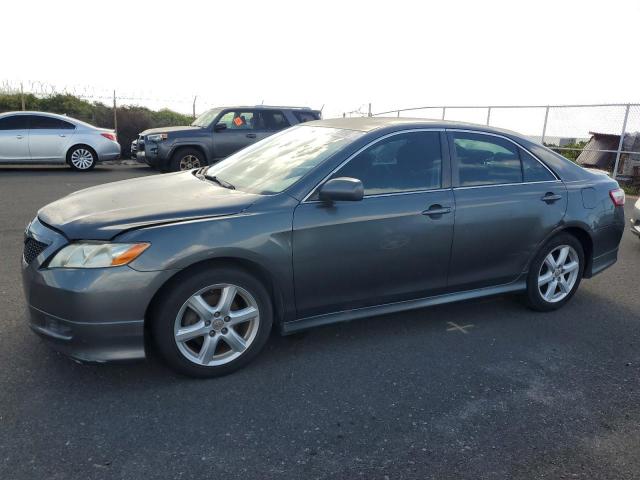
170, 148, 206, 172
67, 146, 97, 171
524, 233, 584, 311
152, 267, 273, 377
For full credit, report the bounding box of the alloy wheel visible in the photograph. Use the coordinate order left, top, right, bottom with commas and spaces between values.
537, 245, 580, 303
179, 155, 201, 170
174, 284, 260, 366
70, 148, 94, 169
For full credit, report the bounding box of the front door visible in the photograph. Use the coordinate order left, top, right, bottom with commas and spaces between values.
447, 130, 567, 291
212, 110, 260, 159
292, 130, 454, 318
0, 114, 29, 162
27, 115, 76, 162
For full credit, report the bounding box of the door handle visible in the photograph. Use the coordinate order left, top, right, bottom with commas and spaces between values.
541, 192, 562, 203
422, 205, 452, 217
16, 135, 23, 139
59, 134, 66, 137
246, 133, 257, 138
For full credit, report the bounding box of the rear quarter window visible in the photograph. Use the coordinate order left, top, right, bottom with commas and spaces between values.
293, 111, 320, 123
520, 149, 556, 182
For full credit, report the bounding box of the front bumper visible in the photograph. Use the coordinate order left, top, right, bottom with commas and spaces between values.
28, 305, 145, 362
21, 218, 173, 362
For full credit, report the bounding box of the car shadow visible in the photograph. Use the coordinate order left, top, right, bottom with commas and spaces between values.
33, 293, 526, 385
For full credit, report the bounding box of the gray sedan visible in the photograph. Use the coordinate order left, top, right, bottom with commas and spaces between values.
0, 111, 120, 170
22, 118, 625, 377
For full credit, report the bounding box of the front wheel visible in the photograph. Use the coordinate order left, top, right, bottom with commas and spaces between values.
152, 267, 273, 377
68, 146, 97, 171
170, 148, 206, 172
524, 233, 584, 311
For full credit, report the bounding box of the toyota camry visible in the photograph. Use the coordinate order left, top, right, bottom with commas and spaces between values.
22, 118, 625, 377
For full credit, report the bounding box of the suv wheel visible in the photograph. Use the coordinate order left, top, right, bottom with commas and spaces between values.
152, 267, 273, 377
170, 148, 206, 172
524, 233, 584, 311
68, 146, 97, 171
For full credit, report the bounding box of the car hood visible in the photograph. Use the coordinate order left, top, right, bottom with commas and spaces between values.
38, 172, 259, 240
141, 125, 202, 135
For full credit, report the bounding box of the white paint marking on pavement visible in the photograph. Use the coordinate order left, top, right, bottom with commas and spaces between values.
446, 321, 474, 334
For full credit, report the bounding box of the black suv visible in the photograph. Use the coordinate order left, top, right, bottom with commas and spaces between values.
137, 106, 321, 172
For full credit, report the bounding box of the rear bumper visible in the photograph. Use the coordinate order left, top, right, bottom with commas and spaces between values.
96, 141, 121, 162
586, 220, 625, 277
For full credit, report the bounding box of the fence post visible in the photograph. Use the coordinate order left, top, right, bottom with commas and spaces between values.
486, 106, 491, 126
192, 96, 197, 119
612, 104, 630, 179
112, 90, 118, 134
367, 103, 372, 117
20, 83, 25, 111
541, 106, 550, 144
441, 107, 446, 120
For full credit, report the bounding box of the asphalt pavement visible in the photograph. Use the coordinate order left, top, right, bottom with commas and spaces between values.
1, 165, 639, 479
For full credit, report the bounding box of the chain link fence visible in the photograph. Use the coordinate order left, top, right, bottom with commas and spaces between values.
351, 104, 640, 183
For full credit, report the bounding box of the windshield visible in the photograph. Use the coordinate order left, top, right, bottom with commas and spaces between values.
192, 108, 223, 127
204, 126, 363, 194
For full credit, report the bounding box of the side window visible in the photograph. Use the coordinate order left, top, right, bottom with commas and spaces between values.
29, 115, 75, 130
259, 111, 290, 131
520, 148, 556, 182
330, 131, 442, 195
452, 133, 522, 186
293, 111, 320, 123
0, 115, 28, 130
216, 111, 255, 130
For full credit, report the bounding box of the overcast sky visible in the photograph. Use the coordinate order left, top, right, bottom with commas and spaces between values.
2, 0, 639, 134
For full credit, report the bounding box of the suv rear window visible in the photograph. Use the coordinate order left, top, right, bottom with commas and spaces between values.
293, 111, 320, 123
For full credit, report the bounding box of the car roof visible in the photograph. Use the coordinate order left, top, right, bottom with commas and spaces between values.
308, 116, 524, 137
0, 110, 74, 119
213, 105, 318, 111
0, 111, 99, 128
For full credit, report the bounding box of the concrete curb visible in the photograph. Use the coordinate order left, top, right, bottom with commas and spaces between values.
102, 159, 141, 166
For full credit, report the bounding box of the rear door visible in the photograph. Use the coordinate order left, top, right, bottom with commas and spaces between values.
254, 109, 291, 140
28, 115, 76, 162
212, 109, 259, 159
0, 115, 30, 162
447, 130, 567, 291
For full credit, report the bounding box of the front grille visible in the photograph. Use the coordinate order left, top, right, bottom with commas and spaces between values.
23, 237, 48, 264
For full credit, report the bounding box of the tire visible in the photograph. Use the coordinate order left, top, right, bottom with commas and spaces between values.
67, 145, 97, 171
523, 233, 585, 312
151, 267, 273, 377
170, 147, 207, 172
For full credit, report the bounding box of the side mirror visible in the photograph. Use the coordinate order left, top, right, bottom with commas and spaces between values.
319, 177, 364, 202
214, 123, 227, 132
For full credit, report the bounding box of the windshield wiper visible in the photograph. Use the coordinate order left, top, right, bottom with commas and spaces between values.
204, 173, 235, 190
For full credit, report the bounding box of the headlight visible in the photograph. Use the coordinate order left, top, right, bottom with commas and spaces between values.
48, 242, 150, 269
147, 133, 167, 142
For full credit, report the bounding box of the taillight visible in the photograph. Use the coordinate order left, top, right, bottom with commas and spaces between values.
101, 132, 117, 142
609, 188, 625, 206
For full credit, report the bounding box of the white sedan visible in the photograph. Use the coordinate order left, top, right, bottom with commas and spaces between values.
0, 111, 120, 171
